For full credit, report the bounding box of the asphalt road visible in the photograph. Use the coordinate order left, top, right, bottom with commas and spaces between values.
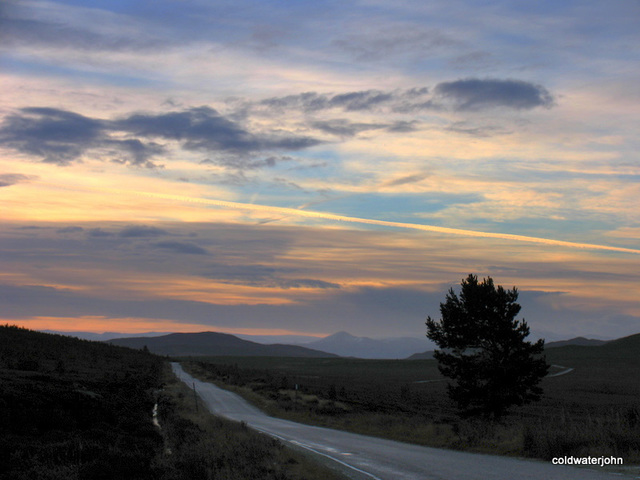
171, 362, 634, 480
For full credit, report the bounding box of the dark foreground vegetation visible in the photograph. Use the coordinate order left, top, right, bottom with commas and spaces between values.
0, 325, 163, 480
0, 325, 348, 480
182, 334, 640, 465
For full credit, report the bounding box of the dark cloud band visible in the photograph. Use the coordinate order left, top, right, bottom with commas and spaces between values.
0, 106, 322, 167
258, 81, 552, 115
434, 79, 554, 111
260, 88, 430, 113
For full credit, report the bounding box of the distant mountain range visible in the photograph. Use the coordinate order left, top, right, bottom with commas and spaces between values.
107, 331, 338, 357
107, 331, 434, 358
235, 333, 322, 344
296, 331, 435, 359
46, 330, 436, 358
45, 329, 628, 359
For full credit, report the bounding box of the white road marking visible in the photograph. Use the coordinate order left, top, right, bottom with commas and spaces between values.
252, 427, 383, 480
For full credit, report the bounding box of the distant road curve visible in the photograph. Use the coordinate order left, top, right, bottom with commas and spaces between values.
171, 363, 631, 480
547, 365, 575, 377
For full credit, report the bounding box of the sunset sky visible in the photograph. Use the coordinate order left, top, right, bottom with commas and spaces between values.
1, 0, 639, 341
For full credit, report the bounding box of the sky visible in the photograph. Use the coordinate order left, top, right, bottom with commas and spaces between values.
1, 0, 639, 342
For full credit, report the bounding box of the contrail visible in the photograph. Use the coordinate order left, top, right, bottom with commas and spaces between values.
121, 189, 640, 255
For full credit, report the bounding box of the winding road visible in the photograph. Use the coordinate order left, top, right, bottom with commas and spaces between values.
171, 363, 634, 480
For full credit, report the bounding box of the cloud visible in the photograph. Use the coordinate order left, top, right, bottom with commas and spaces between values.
201, 262, 340, 289
333, 25, 458, 61
0, 108, 162, 167
310, 119, 387, 137
113, 107, 254, 150
380, 173, 430, 188
56, 226, 84, 234
87, 228, 113, 238
259, 88, 431, 113
433, 79, 554, 111
386, 120, 420, 133
329, 91, 394, 111
1, 15, 162, 52
271, 177, 306, 192
119, 225, 167, 237
154, 241, 208, 255
270, 279, 340, 289
0, 106, 321, 167
112, 106, 320, 154
109, 138, 164, 167
200, 155, 294, 171
449, 51, 497, 70
309, 118, 420, 138
256, 81, 552, 115
221, 277, 341, 289
0, 108, 105, 165
445, 121, 510, 137
0, 173, 37, 187
208, 171, 254, 186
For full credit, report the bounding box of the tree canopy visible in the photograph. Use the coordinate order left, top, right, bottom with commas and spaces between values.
426, 274, 549, 418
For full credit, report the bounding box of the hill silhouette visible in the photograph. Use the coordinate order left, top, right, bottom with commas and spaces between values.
407, 332, 639, 360
545, 337, 606, 348
599, 332, 640, 356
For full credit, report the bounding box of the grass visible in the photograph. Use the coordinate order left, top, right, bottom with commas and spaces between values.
156, 363, 350, 480
0, 325, 164, 480
179, 344, 640, 467
0, 325, 351, 480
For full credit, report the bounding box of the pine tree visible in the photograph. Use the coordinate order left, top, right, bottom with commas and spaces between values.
426, 274, 549, 418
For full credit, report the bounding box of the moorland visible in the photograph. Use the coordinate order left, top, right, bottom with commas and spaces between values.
0, 325, 348, 480
3, 323, 638, 479
180, 333, 640, 464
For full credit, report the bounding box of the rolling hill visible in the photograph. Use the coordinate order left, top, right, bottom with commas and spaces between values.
545, 337, 607, 348
407, 335, 621, 360
599, 332, 640, 352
